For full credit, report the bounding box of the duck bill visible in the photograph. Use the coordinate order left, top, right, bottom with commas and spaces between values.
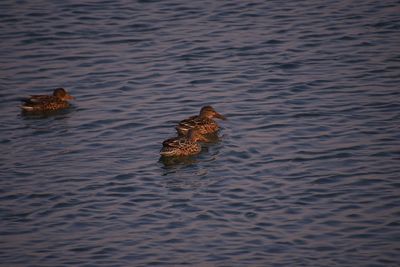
64, 94, 75, 100
214, 112, 226, 120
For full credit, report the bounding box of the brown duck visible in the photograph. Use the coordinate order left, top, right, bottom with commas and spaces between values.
21, 88, 74, 112
175, 106, 226, 136
160, 128, 208, 157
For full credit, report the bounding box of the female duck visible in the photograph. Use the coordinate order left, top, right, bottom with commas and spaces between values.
21, 88, 74, 112
176, 106, 226, 136
160, 128, 207, 157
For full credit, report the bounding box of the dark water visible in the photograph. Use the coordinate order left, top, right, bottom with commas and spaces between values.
1, 0, 400, 266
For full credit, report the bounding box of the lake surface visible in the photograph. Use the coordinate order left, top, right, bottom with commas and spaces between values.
1, 0, 400, 266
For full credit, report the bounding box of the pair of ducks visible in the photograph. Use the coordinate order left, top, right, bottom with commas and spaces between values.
20, 88, 226, 157
160, 106, 226, 157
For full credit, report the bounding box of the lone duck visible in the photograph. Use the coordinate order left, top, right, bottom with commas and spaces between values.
176, 106, 226, 136
160, 128, 208, 157
21, 88, 74, 112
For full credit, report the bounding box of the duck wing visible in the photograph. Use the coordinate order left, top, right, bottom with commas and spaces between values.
176, 116, 203, 133
162, 137, 186, 148
24, 95, 54, 104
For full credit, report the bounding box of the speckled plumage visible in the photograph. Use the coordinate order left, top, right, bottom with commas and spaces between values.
176, 106, 226, 136
160, 128, 207, 157
21, 88, 74, 112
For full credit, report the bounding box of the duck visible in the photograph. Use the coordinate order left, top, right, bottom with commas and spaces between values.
160, 128, 208, 157
175, 105, 226, 136
21, 88, 74, 112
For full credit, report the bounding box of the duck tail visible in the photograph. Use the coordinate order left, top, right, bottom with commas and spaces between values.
21, 105, 34, 111
160, 148, 175, 157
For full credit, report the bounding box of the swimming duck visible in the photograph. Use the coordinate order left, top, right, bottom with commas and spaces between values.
160, 128, 208, 157
176, 106, 226, 136
21, 88, 74, 112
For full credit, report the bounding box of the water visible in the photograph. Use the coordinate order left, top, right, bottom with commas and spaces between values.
1, 0, 400, 266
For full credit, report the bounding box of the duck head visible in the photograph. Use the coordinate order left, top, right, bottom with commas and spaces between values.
53, 88, 74, 100
199, 105, 226, 120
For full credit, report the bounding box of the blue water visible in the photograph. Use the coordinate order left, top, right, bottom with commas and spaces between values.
1, 0, 400, 266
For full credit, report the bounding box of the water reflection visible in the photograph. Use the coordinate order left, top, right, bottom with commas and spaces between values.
159, 154, 199, 168
20, 109, 72, 120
